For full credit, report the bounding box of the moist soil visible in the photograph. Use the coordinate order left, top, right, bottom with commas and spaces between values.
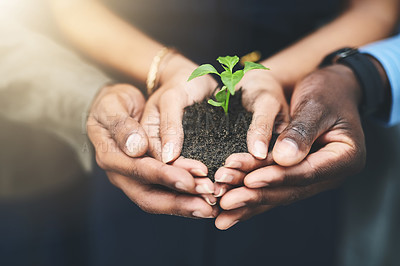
181, 90, 277, 181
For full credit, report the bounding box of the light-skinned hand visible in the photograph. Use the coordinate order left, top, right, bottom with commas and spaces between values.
87, 84, 218, 218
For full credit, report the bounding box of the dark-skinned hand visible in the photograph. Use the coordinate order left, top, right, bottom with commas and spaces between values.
214, 64, 367, 230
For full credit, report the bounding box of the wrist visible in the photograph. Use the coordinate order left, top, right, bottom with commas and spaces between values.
323, 64, 363, 106
158, 53, 198, 85
239, 68, 281, 90
320, 48, 386, 117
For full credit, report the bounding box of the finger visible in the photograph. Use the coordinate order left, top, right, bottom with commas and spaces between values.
140, 99, 163, 160
245, 133, 365, 188
246, 92, 288, 159
94, 85, 148, 157
109, 172, 219, 218
214, 167, 246, 185
107, 116, 148, 157
201, 194, 218, 206
223, 153, 275, 173
272, 97, 336, 167
172, 157, 215, 195
173, 158, 217, 204
213, 183, 232, 198
220, 180, 340, 210
90, 125, 198, 194
172, 157, 208, 177
215, 205, 274, 230
159, 89, 186, 163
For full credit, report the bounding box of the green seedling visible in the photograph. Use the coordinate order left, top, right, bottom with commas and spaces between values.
188, 55, 268, 114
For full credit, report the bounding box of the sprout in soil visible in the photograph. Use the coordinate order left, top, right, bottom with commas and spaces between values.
188, 55, 269, 114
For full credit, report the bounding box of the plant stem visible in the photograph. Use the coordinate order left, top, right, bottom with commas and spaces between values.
224, 91, 230, 115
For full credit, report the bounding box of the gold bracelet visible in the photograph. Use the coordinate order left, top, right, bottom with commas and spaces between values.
146, 47, 171, 95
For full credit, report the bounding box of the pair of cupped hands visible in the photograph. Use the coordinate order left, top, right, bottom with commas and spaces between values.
87, 54, 366, 230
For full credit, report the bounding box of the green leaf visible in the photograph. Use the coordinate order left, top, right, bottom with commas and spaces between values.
187, 64, 220, 81
217, 56, 240, 72
215, 86, 227, 102
221, 70, 244, 95
243, 61, 269, 73
208, 99, 224, 107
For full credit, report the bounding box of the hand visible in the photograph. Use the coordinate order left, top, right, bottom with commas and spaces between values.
212, 70, 289, 198
140, 54, 218, 201
141, 53, 218, 164
214, 65, 366, 229
239, 69, 289, 160
87, 84, 218, 218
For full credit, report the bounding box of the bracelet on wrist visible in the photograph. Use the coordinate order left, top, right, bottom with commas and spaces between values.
146, 47, 174, 96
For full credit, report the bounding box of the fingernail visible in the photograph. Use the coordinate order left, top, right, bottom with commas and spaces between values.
203, 195, 217, 206
195, 184, 214, 194
215, 174, 234, 183
191, 169, 208, 177
214, 187, 226, 198
226, 220, 239, 229
192, 211, 213, 219
225, 161, 242, 169
253, 140, 267, 159
274, 138, 299, 158
175, 181, 187, 191
162, 142, 175, 163
126, 133, 142, 154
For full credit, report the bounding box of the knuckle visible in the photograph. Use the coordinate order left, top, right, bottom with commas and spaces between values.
285, 187, 303, 205
303, 160, 320, 184
248, 118, 272, 138
109, 116, 129, 138
256, 189, 269, 205
286, 121, 314, 145
173, 195, 194, 217
126, 164, 141, 179
153, 164, 175, 186
273, 167, 290, 185
100, 93, 120, 107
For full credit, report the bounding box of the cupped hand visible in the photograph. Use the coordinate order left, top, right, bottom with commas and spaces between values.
212, 70, 288, 198
87, 84, 218, 218
239, 69, 289, 160
141, 54, 218, 164
214, 64, 366, 229
140, 53, 218, 199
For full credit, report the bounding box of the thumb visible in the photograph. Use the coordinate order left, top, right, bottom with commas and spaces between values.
246, 92, 289, 160
273, 100, 334, 167
115, 118, 149, 157
159, 90, 185, 163
95, 84, 149, 157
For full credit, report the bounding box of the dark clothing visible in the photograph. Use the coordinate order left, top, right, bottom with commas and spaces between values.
91, 167, 339, 266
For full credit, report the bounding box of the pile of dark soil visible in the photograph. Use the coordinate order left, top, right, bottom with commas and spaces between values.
181, 90, 275, 180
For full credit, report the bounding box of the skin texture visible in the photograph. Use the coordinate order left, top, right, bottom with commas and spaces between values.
50, 0, 400, 223
87, 84, 218, 218
214, 64, 367, 230
241, 0, 399, 161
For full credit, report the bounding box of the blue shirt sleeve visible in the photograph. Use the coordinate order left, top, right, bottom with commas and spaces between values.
360, 34, 400, 127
